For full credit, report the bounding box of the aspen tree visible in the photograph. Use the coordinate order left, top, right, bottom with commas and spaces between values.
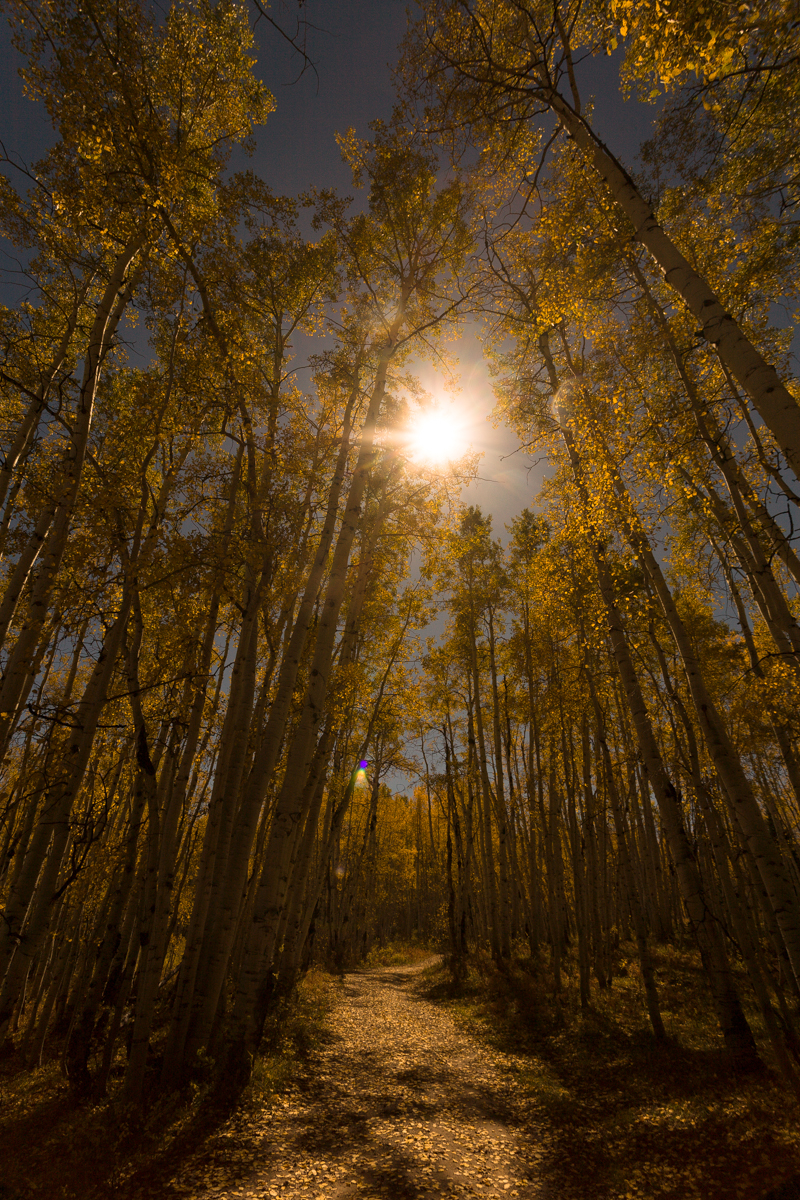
404, 0, 800, 477
590, 443, 800, 991
0, 0, 271, 751
536, 331, 762, 1065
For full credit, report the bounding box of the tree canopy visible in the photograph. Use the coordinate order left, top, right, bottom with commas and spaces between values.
0, 0, 799, 1110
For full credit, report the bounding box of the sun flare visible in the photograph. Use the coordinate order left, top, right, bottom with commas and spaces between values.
406, 408, 467, 464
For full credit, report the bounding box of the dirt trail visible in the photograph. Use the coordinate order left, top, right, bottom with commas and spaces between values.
168, 959, 549, 1199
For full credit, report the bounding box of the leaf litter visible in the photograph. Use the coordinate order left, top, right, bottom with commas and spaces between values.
167, 958, 549, 1200
161, 955, 800, 1200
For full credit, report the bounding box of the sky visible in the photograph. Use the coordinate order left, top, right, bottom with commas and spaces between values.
0, 0, 671, 791
0, 0, 659, 540
245, 1, 661, 537
239, 1, 661, 538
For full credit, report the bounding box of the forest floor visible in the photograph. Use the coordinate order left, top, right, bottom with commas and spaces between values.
2, 948, 800, 1200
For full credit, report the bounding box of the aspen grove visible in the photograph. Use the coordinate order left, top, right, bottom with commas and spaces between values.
1, 0, 800, 1107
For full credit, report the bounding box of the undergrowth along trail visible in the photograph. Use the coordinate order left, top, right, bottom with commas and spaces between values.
2, 953, 799, 1198
163, 955, 799, 1200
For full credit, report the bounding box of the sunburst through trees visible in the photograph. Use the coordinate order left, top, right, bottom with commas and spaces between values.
0, 0, 799, 1129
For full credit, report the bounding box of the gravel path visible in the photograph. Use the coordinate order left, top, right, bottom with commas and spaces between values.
168, 959, 551, 1199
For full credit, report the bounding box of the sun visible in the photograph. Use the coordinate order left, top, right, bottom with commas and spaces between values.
406, 407, 467, 463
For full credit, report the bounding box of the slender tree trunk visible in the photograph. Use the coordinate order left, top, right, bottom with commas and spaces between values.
534, 68, 800, 479
590, 686, 666, 1040
540, 331, 761, 1064
606, 462, 800, 990
0, 588, 132, 1040
0, 235, 146, 746
224, 325, 405, 1079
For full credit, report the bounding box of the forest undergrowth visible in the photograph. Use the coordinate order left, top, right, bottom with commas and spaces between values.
420, 947, 800, 1199
0, 967, 339, 1200
2, 945, 799, 1199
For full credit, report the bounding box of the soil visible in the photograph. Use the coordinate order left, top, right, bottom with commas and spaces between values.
165, 957, 547, 1199
4, 956, 799, 1200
